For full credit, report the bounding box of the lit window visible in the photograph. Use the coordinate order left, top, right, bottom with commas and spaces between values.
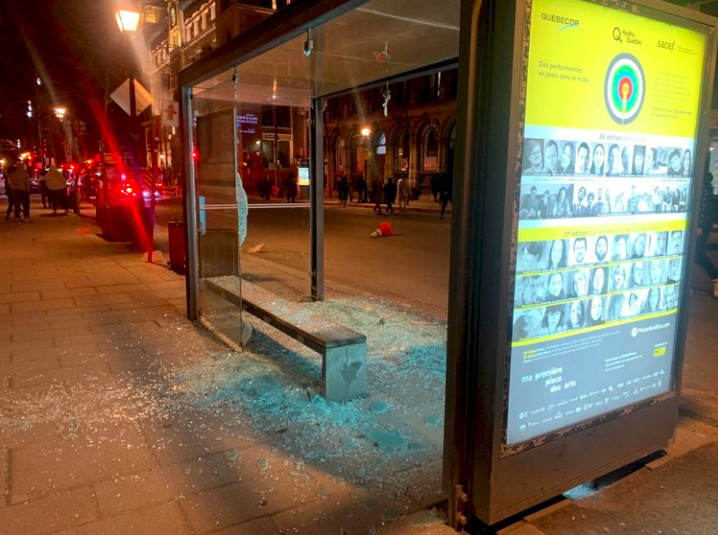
422, 128, 439, 171
375, 133, 386, 155
396, 131, 409, 171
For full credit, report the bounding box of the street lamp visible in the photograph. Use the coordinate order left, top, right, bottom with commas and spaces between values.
114, 5, 155, 260
361, 127, 371, 138
54, 107, 67, 119
115, 9, 140, 33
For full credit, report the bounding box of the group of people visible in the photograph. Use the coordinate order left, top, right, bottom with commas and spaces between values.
336, 175, 368, 204
516, 267, 607, 308
512, 298, 607, 341
519, 183, 689, 221
256, 176, 274, 201
515, 255, 681, 311
523, 138, 694, 178
512, 225, 686, 342
513, 282, 680, 342
335, 172, 451, 216
3, 162, 68, 223
517, 231, 683, 275
607, 285, 680, 322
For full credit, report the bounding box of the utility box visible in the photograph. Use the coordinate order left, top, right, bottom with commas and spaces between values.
168, 221, 186, 274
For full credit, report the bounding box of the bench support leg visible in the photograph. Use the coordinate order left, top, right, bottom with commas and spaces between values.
323, 343, 367, 402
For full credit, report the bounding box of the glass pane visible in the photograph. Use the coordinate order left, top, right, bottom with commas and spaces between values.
194, 0, 461, 106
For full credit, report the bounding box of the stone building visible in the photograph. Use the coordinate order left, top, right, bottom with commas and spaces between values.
143, 0, 283, 181
143, 0, 457, 196
324, 69, 458, 196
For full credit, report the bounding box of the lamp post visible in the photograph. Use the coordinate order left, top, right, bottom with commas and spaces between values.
116, 5, 155, 260
115, 8, 140, 172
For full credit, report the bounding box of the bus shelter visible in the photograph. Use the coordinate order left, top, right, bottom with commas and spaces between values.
179, 0, 717, 529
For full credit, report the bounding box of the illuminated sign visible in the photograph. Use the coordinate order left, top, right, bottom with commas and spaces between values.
298, 167, 310, 186
237, 114, 258, 134
506, 0, 707, 446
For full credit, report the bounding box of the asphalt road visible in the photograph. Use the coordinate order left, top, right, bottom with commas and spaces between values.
152, 200, 452, 316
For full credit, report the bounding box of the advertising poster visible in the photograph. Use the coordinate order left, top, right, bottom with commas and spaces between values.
507, 0, 708, 446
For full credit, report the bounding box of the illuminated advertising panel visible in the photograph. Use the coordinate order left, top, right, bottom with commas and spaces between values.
506, 0, 708, 446
298, 166, 310, 186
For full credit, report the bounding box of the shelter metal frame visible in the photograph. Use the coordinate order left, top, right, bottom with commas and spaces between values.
178, 0, 718, 529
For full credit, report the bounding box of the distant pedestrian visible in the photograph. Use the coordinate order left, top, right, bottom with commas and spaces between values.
356, 175, 367, 203
397, 174, 410, 213
263, 176, 272, 201
696, 160, 718, 297
46, 166, 67, 214
4, 169, 15, 221
39, 169, 48, 208
431, 173, 441, 202
8, 163, 31, 222
439, 172, 453, 219
338, 174, 348, 206
372, 176, 383, 215
336, 175, 343, 205
286, 173, 297, 203
256, 177, 265, 201
383, 177, 397, 214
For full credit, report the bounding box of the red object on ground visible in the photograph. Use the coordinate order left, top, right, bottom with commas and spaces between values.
379, 222, 393, 236
371, 222, 393, 238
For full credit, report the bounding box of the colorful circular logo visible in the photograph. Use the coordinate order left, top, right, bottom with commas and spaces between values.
604, 53, 646, 125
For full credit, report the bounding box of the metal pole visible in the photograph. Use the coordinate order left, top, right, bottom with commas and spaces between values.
182, 86, 199, 320
231, 67, 245, 345
101, 65, 110, 236
149, 115, 159, 262
310, 97, 324, 301
273, 105, 279, 188
129, 75, 138, 169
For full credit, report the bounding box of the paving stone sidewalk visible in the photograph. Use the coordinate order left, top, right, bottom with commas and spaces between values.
0, 200, 454, 535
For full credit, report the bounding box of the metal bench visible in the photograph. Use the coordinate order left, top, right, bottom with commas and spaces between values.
204, 277, 367, 402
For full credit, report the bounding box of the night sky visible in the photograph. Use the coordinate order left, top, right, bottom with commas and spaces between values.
0, 0, 140, 140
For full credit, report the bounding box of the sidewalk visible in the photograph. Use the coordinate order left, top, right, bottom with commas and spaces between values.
0, 198, 452, 535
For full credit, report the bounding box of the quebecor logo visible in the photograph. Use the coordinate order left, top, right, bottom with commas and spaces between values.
604, 53, 646, 125
540, 12, 579, 30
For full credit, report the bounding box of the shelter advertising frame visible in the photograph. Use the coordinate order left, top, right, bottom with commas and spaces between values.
445, 0, 718, 526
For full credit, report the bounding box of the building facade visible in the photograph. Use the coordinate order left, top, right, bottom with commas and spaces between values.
143, 0, 457, 196
143, 0, 281, 184
324, 69, 458, 196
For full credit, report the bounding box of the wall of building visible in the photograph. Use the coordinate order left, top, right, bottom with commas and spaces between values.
324, 70, 458, 195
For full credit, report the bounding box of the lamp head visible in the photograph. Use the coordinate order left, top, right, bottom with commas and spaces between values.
116, 9, 140, 33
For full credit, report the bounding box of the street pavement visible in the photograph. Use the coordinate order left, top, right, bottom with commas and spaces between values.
0, 197, 454, 535
2, 196, 718, 535
152, 196, 452, 317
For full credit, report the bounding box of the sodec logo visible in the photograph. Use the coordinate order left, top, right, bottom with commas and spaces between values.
658, 40, 676, 52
